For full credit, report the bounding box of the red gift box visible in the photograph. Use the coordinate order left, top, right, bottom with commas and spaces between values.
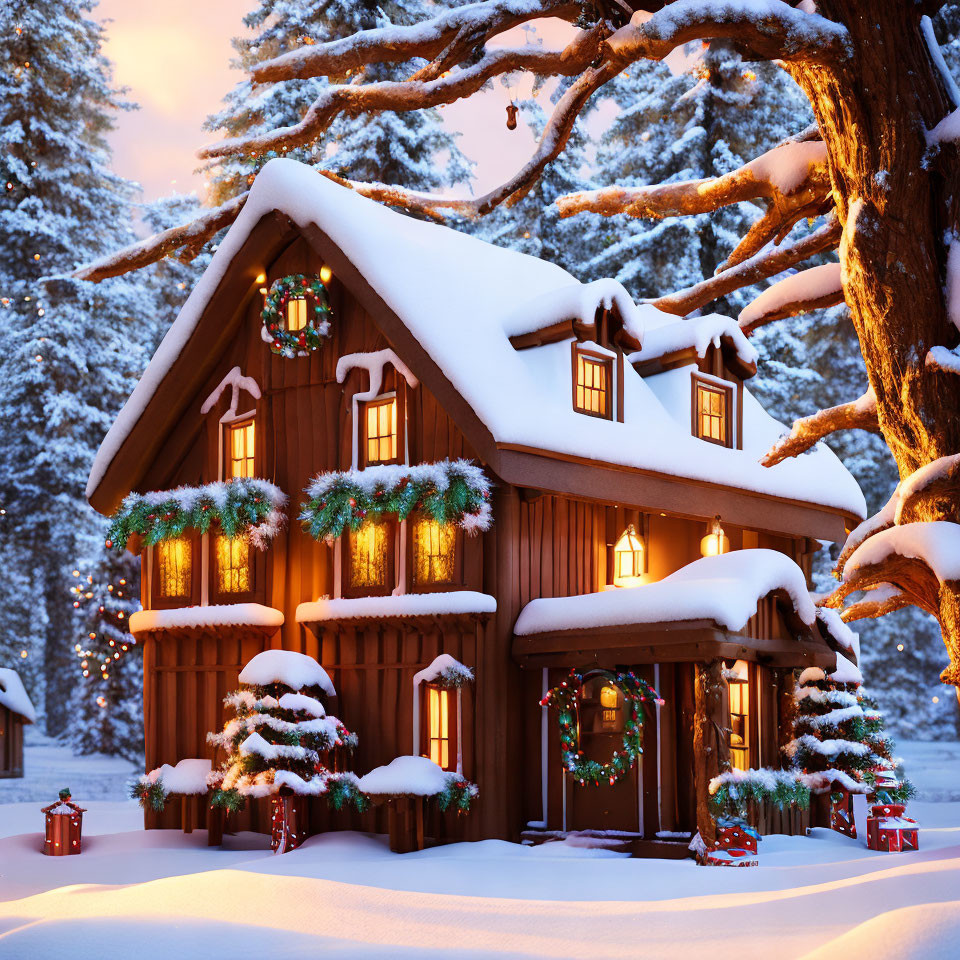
866, 805, 919, 853
41, 792, 87, 856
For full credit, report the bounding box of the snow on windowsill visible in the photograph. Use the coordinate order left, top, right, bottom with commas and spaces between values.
129, 603, 284, 634
296, 591, 497, 623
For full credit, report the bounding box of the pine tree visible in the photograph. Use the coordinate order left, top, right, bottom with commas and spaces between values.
204, 0, 472, 205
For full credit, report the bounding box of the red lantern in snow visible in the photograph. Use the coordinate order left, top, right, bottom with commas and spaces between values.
42, 788, 87, 856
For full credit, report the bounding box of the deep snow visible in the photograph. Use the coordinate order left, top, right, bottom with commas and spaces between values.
0, 733, 958, 958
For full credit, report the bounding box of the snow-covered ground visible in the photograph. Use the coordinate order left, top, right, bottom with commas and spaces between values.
0, 736, 958, 958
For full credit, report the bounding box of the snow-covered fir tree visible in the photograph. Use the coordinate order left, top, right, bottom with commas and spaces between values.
0, 0, 162, 732
204, 0, 472, 205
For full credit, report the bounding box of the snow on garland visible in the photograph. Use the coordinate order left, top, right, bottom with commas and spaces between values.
261, 273, 333, 358
106, 478, 287, 551
540, 669, 663, 787
709, 768, 811, 820
300, 459, 492, 542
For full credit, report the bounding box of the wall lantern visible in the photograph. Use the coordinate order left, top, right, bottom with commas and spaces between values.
319, 264, 333, 284
700, 515, 730, 557
613, 523, 645, 587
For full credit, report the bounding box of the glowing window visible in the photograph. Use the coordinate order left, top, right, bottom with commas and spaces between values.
696, 382, 728, 445
728, 664, 750, 772
350, 522, 390, 591
574, 352, 611, 418
216, 535, 250, 594
285, 297, 307, 332
424, 685, 455, 771
228, 420, 255, 479
600, 684, 619, 730
364, 397, 398, 465
157, 539, 191, 598
413, 516, 456, 586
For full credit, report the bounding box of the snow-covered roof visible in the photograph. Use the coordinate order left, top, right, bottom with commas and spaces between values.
0, 668, 36, 724
87, 159, 864, 523
628, 311, 758, 374
296, 591, 496, 623
129, 603, 284, 634
514, 549, 816, 637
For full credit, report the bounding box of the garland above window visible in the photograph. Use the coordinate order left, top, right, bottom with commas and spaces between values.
106, 478, 287, 551
541, 669, 663, 787
262, 273, 333, 358
300, 459, 492, 543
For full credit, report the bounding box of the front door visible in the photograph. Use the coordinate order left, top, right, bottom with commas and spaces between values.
568, 674, 641, 832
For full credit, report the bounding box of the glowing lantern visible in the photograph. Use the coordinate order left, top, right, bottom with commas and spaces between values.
700, 516, 730, 557
613, 523, 644, 587
319, 264, 333, 284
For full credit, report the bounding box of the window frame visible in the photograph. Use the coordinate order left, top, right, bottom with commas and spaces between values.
691, 373, 735, 448
359, 391, 405, 468
150, 533, 201, 609
419, 682, 459, 772
727, 672, 751, 772
209, 529, 262, 605
408, 513, 462, 593
340, 518, 397, 599
571, 344, 614, 420
224, 415, 257, 480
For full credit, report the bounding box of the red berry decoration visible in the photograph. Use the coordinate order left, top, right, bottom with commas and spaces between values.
104, 539, 112, 549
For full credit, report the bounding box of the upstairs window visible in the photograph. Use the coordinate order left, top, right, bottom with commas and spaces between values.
228, 419, 256, 478
361, 395, 402, 467
215, 534, 251, 595
573, 347, 612, 419
156, 539, 192, 600
346, 521, 394, 596
693, 375, 733, 447
412, 516, 458, 588
421, 684, 457, 771
285, 297, 307, 332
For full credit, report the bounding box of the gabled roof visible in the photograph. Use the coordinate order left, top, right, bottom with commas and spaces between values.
87, 160, 865, 535
0, 668, 36, 723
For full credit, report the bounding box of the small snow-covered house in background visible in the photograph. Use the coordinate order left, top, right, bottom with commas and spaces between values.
86, 160, 866, 845
0, 668, 36, 778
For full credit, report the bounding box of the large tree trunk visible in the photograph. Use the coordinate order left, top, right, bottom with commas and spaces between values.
693, 659, 728, 853
791, 1, 960, 691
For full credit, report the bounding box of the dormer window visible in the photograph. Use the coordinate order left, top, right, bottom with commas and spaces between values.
360, 394, 404, 467
573, 347, 612, 419
227, 419, 256, 478
693, 374, 734, 447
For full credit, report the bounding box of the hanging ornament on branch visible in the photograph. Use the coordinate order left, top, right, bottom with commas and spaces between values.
541, 669, 663, 787
261, 273, 333, 358
505, 102, 518, 131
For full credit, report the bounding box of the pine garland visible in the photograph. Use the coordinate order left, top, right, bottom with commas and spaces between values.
261, 273, 333, 358
436, 773, 479, 814
106, 478, 287, 551
709, 768, 811, 820
130, 776, 167, 812
300, 459, 492, 542
540, 669, 663, 787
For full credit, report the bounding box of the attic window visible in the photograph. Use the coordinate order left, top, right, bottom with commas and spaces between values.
227, 419, 256, 478
573, 347, 612, 419
361, 395, 402, 467
693, 375, 733, 447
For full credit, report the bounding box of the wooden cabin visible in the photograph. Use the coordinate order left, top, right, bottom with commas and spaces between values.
0, 668, 36, 778
86, 159, 866, 845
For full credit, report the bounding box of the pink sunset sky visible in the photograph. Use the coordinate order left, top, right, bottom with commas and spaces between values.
96, 0, 576, 205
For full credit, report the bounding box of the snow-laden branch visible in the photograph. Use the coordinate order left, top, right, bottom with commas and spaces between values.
605, 1, 850, 67
738, 262, 844, 334
896, 454, 960, 525
200, 27, 607, 162
838, 583, 911, 623
760, 388, 878, 468
250, 0, 580, 83
650, 214, 841, 317
836, 482, 900, 576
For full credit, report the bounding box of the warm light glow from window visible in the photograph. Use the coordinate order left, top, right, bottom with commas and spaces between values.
700, 516, 730, 557
413, 516, 456, 585
216, 535, 250, 594
157, 539, 191, 598
613, 523, 644, 587
365, 397, 397, 465
285, 297, 308, 332
600, 683, 619, 728
729, 660, 749, 772
350, 522, 389, 589
575, 353, 609, 417
426, 686, 452, 770
229, 421, 255, 479
696, 382, 727, 444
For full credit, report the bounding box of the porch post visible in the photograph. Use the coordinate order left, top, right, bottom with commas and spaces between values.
693, 659, 728, 849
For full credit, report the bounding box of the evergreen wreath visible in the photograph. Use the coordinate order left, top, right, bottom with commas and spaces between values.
540, 669, 663, 787
262, 273, 333, 358
300, 459, 492, 542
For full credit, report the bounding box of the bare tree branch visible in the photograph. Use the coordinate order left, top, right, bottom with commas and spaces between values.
250, 0, 581, 83
74, 193, 249, 282
823, 554, 943, 622
200, 28, 608, 162
838, 584, 911, 622
650, 213, 841, 316
761, 388, 879, 467
738, 262, 844, 335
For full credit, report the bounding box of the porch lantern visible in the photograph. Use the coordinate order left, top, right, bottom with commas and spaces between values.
613, 523, 644, 587
700, 516, 730, 557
